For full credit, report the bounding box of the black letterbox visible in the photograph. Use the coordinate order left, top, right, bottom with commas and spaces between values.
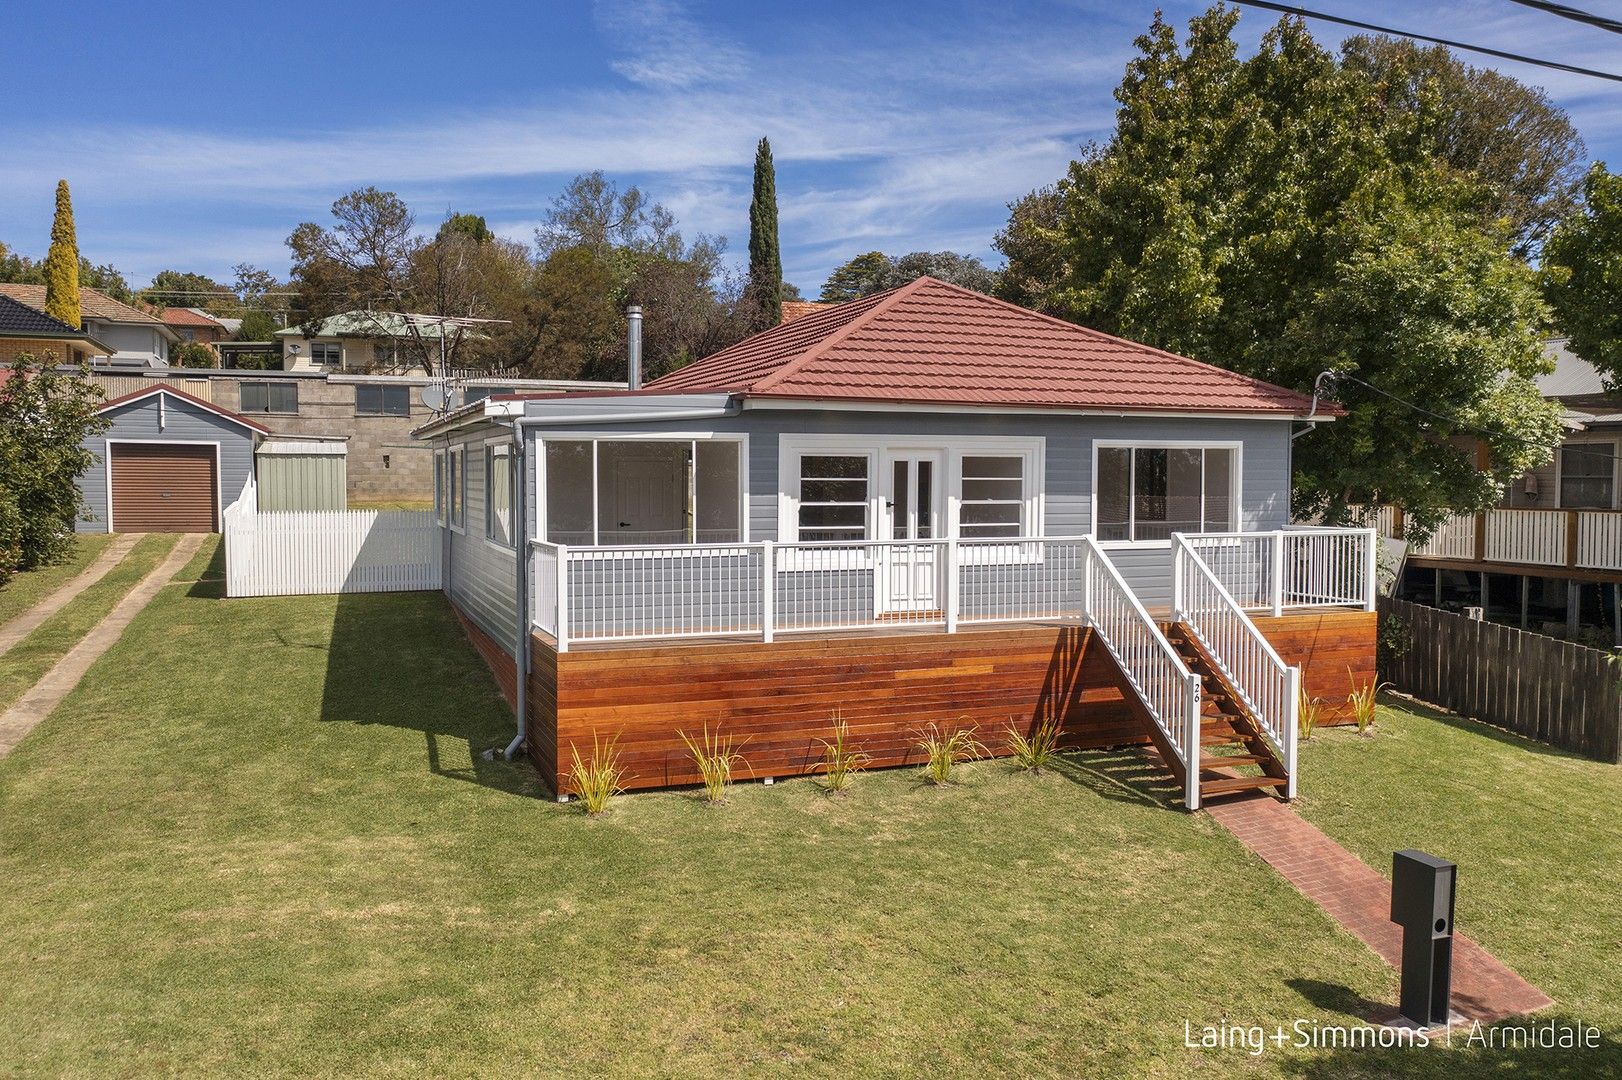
1390, 850, 1457, 1026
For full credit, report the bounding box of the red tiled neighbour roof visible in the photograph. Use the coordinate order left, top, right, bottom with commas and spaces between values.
96, 384, 271, 434
649, 277, 1330, 416
160, 307, 223, 328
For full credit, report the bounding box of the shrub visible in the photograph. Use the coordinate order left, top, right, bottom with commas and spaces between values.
0, 482, 23, 587
0, 357, 107, 571
915, 721, 987, 785
1376, 614, 1411, 673
1297, 685, 1324, 742
1345, 670, 1388, 736
679, 724, 750, 804
171, 341, 218, 368
1005, 714, 1062, 773
567, 733, 626, 814
816, 714, 867, 794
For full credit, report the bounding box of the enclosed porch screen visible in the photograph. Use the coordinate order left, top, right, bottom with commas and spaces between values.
1096, 445, 1236, 541
544, 439, 743, 546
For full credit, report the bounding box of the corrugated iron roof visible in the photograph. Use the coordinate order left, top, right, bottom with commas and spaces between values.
649, 277, 1327, 416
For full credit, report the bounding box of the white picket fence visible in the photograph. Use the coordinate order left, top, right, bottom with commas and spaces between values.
223, 484, 441, 597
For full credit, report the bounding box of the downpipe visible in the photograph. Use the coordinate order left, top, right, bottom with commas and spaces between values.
503, 420, 529, 761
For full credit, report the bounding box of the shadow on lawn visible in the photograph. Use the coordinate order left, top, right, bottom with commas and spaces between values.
1047, 746, 1183, 811
186, 539, 227, 599
1382, 692, 1605, 766
319, 590, 535, 797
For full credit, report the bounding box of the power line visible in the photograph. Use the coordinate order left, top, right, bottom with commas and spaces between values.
1505, 0, 1622, 37
1323, 369, 1622, 467
1232, 0, 1622, 82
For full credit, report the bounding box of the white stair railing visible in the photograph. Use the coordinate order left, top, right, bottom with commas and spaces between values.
1082, 537, 1204, 809
1173, 535, 1298, 798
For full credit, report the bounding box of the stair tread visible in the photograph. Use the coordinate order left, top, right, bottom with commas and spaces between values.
1199, 753, 1270, 768
1200, 775, 1288, 795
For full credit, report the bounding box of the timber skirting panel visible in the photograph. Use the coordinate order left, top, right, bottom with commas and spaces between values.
1250, 610, 1377, 725
532, 625, 1149, 795
526, 611, 1380, 795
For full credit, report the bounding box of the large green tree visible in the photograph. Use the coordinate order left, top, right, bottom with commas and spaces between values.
43, 181, 80, 327
1034, 7, 1560, 536
0, 242, 130, 303
0, 358, 108, 581
1544, 163, 1622, 388
1341, 34, 1586, 256
746, 137, 782, 329
139, 270, 233, 314
819, 250, 999, 302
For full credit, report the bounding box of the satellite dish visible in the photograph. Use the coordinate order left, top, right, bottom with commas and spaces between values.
421, 384, 447, 412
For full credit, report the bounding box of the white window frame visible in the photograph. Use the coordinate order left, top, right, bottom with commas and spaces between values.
310, 341, 341, 367
484, 440, 515, 549
776, 434, 1045, 567
433, 450, 446, 524
535, 431, 750, 551
448, 446, 465, 533
1091, 439, 1243, 548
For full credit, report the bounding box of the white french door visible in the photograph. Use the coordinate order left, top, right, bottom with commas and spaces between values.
879, 450, 945, 615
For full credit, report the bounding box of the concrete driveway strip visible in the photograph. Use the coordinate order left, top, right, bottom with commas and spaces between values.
0, 534, 204, 757
0, 534, 143, 659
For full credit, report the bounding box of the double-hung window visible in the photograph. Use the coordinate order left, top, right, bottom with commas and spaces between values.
486, 443, 513, 546
1096, 445, 1236, 541
959, 455, 1027, 538
1560, 443, 1615, 509
797, 455, 870, 543
310, 342, 341, 366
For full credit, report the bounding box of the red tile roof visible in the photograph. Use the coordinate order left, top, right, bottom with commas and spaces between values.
649, 277, 1329, 416
160, 307, 223, 328
96, 384, 271, 434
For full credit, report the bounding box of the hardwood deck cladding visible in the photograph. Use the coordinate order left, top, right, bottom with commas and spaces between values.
519, 609, 1379, 794
1251, 610, 1377, 725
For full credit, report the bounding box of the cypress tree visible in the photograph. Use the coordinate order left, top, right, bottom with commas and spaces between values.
746, 137, 782, 329
44, 180, 81, 328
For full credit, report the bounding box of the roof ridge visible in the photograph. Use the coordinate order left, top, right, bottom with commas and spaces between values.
911, 277, 1310, 404
751, 276, 934, 392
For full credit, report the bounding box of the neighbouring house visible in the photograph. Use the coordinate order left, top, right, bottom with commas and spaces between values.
79, 385, 267, 533
276, 311, 489, 373
1389, 338, 1622, 644
70, 368, 623, 505
160, 307, 230, 346
0, 294, 113, 365
0, 284, 178, 367
413, 277, 1379, 806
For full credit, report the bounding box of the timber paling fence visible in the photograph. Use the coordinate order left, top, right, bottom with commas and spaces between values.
1380, 597, 1622, 763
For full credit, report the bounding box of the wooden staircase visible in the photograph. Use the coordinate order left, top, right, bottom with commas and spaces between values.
1166, 623, 1290, 802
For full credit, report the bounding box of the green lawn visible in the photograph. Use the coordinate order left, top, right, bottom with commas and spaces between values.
0, 532, 116, 627
1295, 700, 1622, 1050
0, 533, 179, 714
0, 541, 1615, 1077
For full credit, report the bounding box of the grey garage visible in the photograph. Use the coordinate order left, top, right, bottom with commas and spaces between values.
80, 386, 265, 532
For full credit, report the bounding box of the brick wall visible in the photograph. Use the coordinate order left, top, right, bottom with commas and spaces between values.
0, 339, 86, 365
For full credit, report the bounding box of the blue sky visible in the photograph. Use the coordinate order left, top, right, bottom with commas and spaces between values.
5, 0, 1622, 295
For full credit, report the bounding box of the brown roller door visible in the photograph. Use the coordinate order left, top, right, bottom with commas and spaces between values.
109, 443, 218, 532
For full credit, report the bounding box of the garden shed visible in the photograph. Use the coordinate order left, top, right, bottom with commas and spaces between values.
255, 439, 348, 511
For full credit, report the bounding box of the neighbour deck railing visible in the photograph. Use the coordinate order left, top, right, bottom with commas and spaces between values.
525, 530, 1377, 650
1367, 505, 1622, 573
1082, 536, 1203, 809
1173, 536, 1299, 799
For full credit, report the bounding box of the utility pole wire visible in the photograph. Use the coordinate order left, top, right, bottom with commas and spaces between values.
1232, 0, 1622, 82
1505, 0, 1622, 37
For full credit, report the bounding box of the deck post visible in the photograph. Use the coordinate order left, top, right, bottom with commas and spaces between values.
554, 543, 569, 653
1285, 665, 1301, 800
1270, 531, 1285, 617
1184, 672, 1203, 811
761, 540, 775, 643
1363, 527, 1379, 612
1082, 542, 1093, 626
1171, 536, 1185, 622
944, 538, 959, 633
